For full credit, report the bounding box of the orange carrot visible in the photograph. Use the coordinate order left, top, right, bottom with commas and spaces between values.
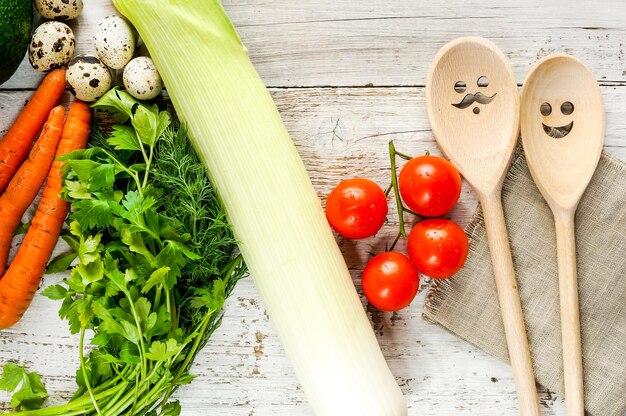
0, 100, 91, 329
0, 69, 66, 194
0, 106, 66, 275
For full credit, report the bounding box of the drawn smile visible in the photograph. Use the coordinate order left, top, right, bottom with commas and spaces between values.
452, 92, 497, 109
542, 121, 573, 139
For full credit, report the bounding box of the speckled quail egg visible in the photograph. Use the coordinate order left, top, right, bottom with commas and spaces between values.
93, 16, 136, 70
35, 0, 83, 21
123, 57, 164, 100
29, 21, 75, 72
66, 55, 112, 102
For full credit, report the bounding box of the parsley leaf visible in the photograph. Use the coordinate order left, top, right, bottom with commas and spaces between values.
41, 284, 68, 300
108, 125, 141, 151
161, 400, 182, 416
0, 364, 48, 411
88, 164, 116, 192
72, 199, 115, 230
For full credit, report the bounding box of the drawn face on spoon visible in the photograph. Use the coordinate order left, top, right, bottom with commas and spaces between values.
452, 76, 497, 114
520, 54, 605, 210
425, 37, 519, 185
540, 100, 575, 138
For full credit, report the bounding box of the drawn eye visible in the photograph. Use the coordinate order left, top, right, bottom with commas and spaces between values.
477, 76, 489, 87
540, 102, 552, 116
454, 81, 466, 93
561, 101, 574, 115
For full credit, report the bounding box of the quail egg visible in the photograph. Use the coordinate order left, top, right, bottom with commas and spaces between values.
94, 16, 136, 70
29, 21, 75, 72
35, 0, 83, 21
66, 55, 112, 102
123, 57, 164, 100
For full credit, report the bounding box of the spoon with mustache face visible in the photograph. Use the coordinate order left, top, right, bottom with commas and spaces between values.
426, 37, 540, 416
521, 54, 605, 416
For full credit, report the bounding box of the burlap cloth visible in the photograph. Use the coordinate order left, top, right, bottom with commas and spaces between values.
423, 149, 626, 416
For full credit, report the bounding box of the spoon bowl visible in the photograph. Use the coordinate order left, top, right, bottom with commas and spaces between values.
521, 54, 604, 212
426, 36, 519, 194
426, 37, 540, 416
521, 54, 605, 416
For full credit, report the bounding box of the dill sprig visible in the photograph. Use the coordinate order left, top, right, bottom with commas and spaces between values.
152, 125, 242, 288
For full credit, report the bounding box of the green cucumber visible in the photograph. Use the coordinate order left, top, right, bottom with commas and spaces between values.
0, 0, 32, 85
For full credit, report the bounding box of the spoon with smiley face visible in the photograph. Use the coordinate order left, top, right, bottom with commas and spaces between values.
426, 37, 540, 416
521, 54, 605, 416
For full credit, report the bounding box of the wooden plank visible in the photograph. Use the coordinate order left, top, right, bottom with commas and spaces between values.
2, 86, 625, 207
2, 85, 624, 414
2, 0, 626, 89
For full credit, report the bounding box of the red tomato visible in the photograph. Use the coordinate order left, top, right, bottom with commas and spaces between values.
399, 156, 462, 217
361, 252, 420, 311
407, 218, 468, 279
325, 178, 388, 239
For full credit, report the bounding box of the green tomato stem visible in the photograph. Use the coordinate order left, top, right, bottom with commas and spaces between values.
388, 141, 407, 237
387, 141, 424, 239
388, 232, 402, 252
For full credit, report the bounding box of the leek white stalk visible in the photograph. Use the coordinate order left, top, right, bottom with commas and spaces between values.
113, 0, 407, 414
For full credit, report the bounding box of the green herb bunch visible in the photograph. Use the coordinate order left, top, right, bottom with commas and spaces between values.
16, 89, 245, 416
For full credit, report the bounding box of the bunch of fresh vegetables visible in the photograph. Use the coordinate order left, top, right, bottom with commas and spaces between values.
111, 0, 408, 414
3, 0, 413, 413
0, 89, 245, 415
325, 142, 469, 312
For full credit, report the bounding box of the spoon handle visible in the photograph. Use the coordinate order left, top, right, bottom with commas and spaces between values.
554, 212, 585, 416
480, 192, 540, 416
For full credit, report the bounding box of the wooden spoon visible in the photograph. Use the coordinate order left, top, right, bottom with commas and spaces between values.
521, 54, 604, 416
426, 37, 540, 416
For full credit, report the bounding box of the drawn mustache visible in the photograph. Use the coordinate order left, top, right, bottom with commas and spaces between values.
452, 92, 497, 109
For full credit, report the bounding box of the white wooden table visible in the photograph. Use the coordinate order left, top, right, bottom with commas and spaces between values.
1, 1, 625, 414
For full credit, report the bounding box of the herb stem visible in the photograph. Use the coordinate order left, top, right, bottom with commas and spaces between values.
101, 382, 146, 416
165, 288, 172, 319
15, 382, 127, 416
99, 148, 144, 196
125, 290, 148, 381
169, 288, 178, 329
141, 144, 155, 188
96, 380, 127, 414
160, 310, 212, 408
133, 375, 170, 415
79, 328, 103, 416
154, 285, 162, 310
106, 373, 168, 416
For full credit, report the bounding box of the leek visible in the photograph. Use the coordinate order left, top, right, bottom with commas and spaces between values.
112, 0, 407, 414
